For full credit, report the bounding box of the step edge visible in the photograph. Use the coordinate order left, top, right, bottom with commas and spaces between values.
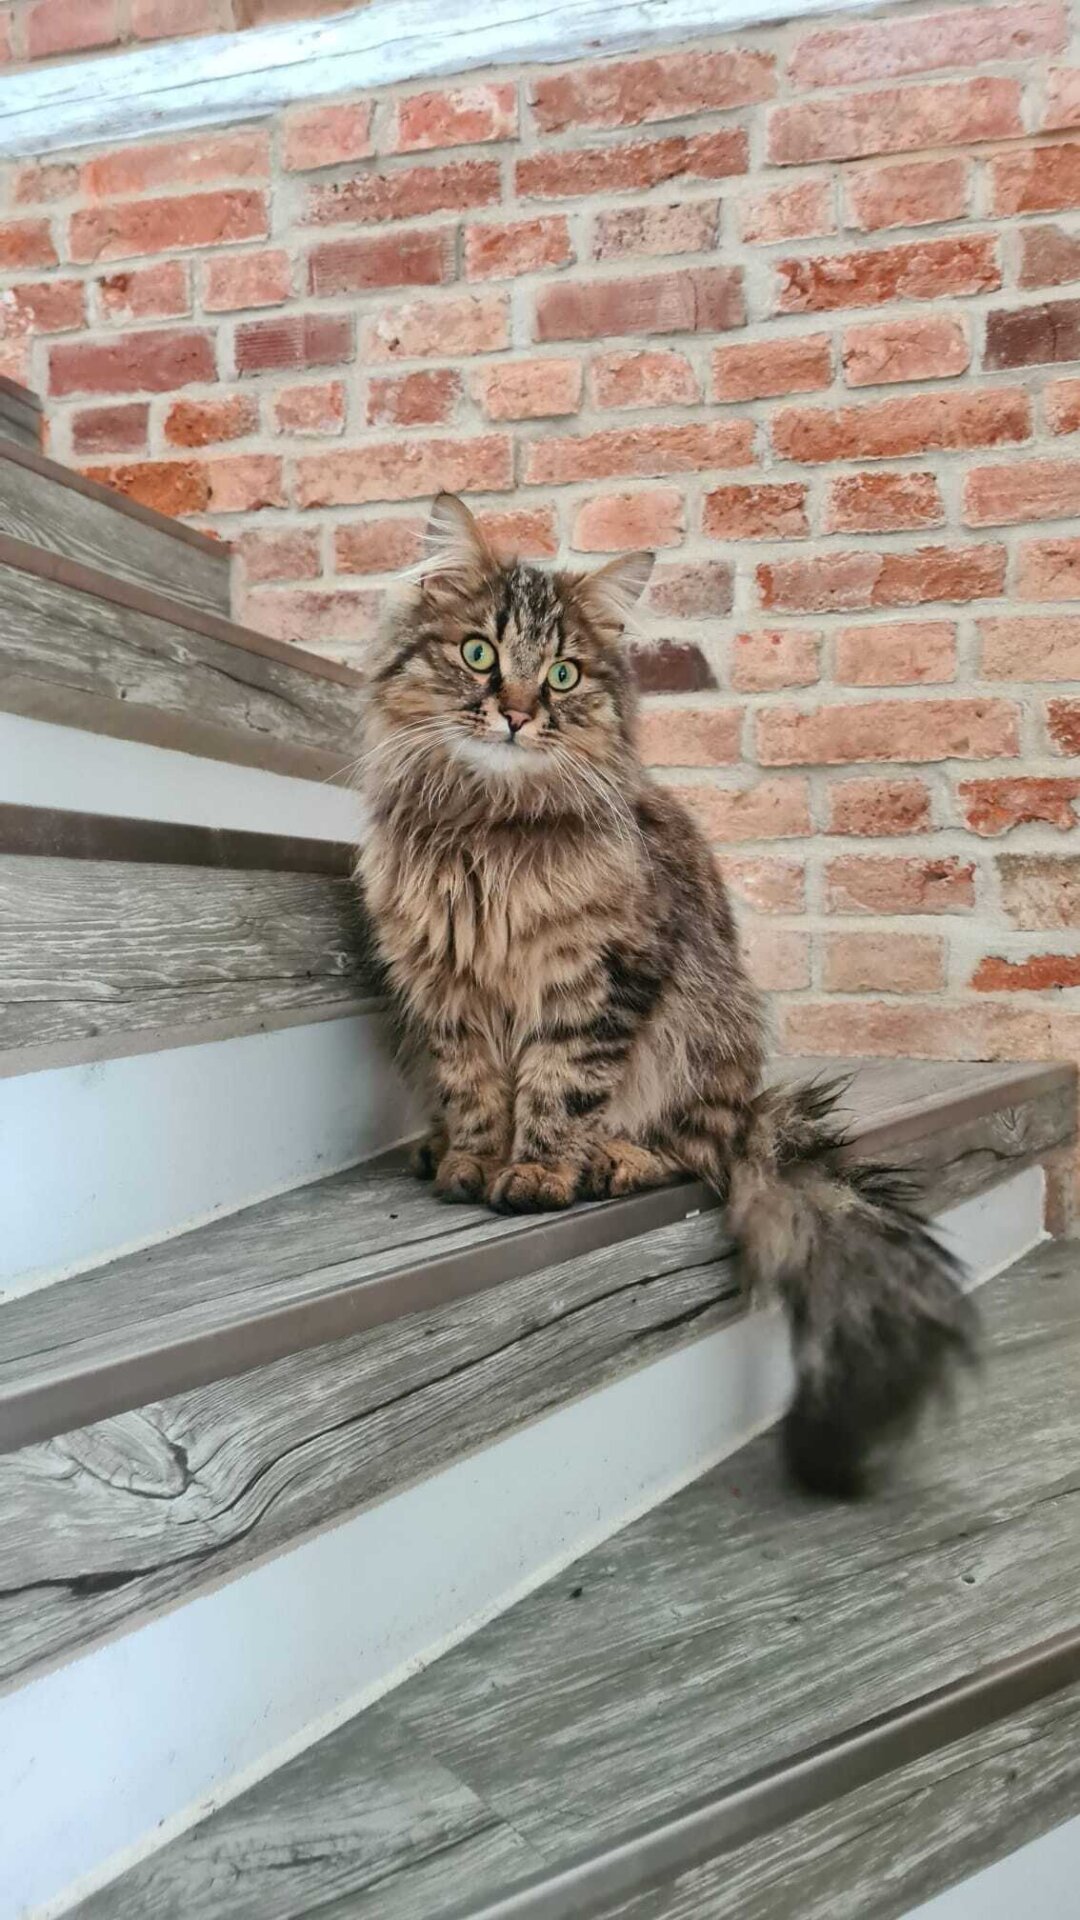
0, 435, 222, 556
0, 995, 380, 1082
0, 375, 42, 413
0, 801, 355, 874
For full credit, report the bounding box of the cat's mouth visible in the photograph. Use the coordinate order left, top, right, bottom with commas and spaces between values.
451, 733, 547, 777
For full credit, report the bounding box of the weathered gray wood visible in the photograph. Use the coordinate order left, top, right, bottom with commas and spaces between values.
0, 396, 40, 451
0, 444, 230, 616
0, 854, 376, 1054
65, 1246, 1080, 1920
0, 543, 366, 780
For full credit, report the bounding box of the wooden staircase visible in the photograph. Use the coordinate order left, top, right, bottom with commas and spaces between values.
1, 374, 1077, 1920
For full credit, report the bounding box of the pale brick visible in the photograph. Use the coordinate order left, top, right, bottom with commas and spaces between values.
473, 359, 583, 421
824, 933, 946, 993
293, 436, 512, 508
571, 489, 685, 552
741, 178, 834, 245
825, 854, 976, 913
827, 777, 933, 835
790, 4, 1065, 89
769, 79, 1021, 167
283, 103, 374, 172
834, 619, 956, 685
731, 629, 819, 692
712, 334, 831, 402
702, 481, 808, 540
524, 421, 753, 486
758, 698, 1018, 764
758, 545, 1006, 614
636, 707, 742, 767
272, 381, 346, 436
980, 616, 1080, 680
530, 50, 774, 133
842, 314, 970, 387
366, 293, 509, 360
591, 350, 699, 410
593, 202, 720, 261
389, 84, 518, 154
202, 250, 291, 311
845, 157, 970, 232
965, 458, 1080, 526
680, 778, 812, 840
1016, 537, 1080, 599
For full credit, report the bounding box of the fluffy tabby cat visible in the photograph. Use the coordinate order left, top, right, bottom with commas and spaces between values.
357, 493, 974, 1495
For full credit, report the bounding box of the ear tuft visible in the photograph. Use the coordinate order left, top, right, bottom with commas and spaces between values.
583, 549, 655, 628
420, 492, 491, 580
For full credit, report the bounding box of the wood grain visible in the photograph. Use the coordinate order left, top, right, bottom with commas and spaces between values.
0, 445, 229, 615
0, 398, 40, 452
65, 1245, 1080, 1920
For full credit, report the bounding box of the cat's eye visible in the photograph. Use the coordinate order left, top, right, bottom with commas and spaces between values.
460, 636, 496, 673
546, 659, 581, 692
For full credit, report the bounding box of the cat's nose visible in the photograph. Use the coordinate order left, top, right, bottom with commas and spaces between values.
504, 710, 531, 735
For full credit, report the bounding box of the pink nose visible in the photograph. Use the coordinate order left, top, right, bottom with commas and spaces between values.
503, 710, 531, 735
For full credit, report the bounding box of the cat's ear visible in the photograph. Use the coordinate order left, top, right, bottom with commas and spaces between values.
423, 492, 492, 581
579, 550, 655, 630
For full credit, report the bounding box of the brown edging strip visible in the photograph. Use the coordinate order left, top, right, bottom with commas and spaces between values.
0, 1061, 1072, 1455
0, 434, 221, 554
0, 532, 365, 688
0, 802, 354, 875
0, 375, 41, 412
0, 998, 376, 1082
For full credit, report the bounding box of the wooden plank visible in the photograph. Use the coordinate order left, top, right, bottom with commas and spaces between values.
0, 401, 40, 452
0, 803, 353, 873
60, 1246, 1080, 1920
0, 442, 230, 615
0, 543, 367, 780
0, 853, 377, 1053
0, 1062, 1070, 1455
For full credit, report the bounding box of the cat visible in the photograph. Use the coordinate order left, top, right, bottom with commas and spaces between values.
356, 492, 974, 1495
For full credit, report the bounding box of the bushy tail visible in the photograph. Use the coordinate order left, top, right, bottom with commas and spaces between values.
722, 1079, 976, 1497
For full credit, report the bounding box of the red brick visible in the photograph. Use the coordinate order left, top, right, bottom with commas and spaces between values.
517, 130, 748, 201
131, 0, 229, 37
0, 7, 12, 60
237, 527, 322, 583
973, 953, 1080, 992
759, 545, 1005, 616
235, 314, 353, 375
207, 455, 287, 514
164, 395, 258, 447
965, 458, 1080, 526
27, 0, 119, 58
203, 250, 291, 311
824, 932, 946, 993
1048, 699, 1080, 753
824, 473, 944, 535
742, 928, 812, 994
294, 435, 512, 508
631, 641, 716, 695
646, 560, 734, 618
0, 279, 84, 337
741, 178, 834, 245
826, 854, 976, 914
308, 231, 452, 296
759, 697, 1016, 766
272, 381, 346, 437
591, 349, 699, 410
242, 586, 381, 647
524, 420, 753, 486
1044, 66, 1080, 132
531, 49, 773, 133
81, 133, 269, 199
998, 854, 1080, 928
703, 482, 808, 540
731, 630, 819, 692
984, 298, 1080, 370
790, 3, 1065, 88
472, 359, 582, 422
535, 266, 744, 343
769, 79, 1021, 167
389, 83, 518, 153
772, 390, 1027, 463
0, 222, 57, 271
834, 619, 956, 685
11, 163, 78, 205
96, 262, 190, 322
980, 615, 1080, 680
719, 857, 805, 913
637, 708, 743, 768
50, 329, 215, 396
83, 459, 209, 516
477, 507, 560, 560
782, 1000, 1051, 1062
1016, 537, 1080, 599
71, 403, 149, 456
1046, 380, 1080, 434
712, 334, 831, 402
283, 103, 374, 172
592, 201, 720, 261
776, 236, 999, 313
827, 777, 933, 835
959, 777, 1080, 836
235, 0, 346, 21
465, 217, 573, 280
306, 159, 501, 227
70, 192, 268, 264
334, 520, 423, 574
366, 369, 461, 428
990, 141, 1080, 215
842, 313, 970, 387
366, 292, 509, 361
844, 157, 970, 233
1017, 225, 1080, 290
0, 344, 31, 386
681, 778, 812, 840
571, 489, 685, 552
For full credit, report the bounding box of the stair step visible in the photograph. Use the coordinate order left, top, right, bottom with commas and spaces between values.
0, 437, 230, 614
0, 376, 42, 451
0, 533, 365, 780
69, 1237, 1080, 1920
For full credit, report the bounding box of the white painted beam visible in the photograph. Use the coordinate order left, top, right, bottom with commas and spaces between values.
0, 0, 927, 158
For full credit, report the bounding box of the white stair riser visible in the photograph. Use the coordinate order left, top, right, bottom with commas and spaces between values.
0, 713, 364, 842
904, 1811, 1080, 1919
3, 1013, 416, 1298
4, 1168, 1046, 1920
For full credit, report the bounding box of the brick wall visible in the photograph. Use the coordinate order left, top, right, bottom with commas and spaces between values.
4, 0, 1080, 1082
0, 0, 346, 66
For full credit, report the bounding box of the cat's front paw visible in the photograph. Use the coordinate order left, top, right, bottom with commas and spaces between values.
434, 1149, 499, 1204
489, 1161, 579, 1214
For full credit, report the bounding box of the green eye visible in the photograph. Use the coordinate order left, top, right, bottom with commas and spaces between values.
460, 636, 496, 673
546, 659, 581, 692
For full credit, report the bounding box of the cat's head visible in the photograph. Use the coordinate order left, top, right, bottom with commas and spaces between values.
364, 494, 653, 806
